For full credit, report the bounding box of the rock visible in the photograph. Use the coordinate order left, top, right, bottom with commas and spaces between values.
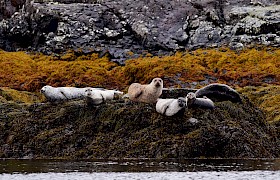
189, 21, 222, 49
188, 117, 198, 124
0, 0, 25, 19
229, 42, 244, 51
0, 0, 279, 59
0, 95, 279, 159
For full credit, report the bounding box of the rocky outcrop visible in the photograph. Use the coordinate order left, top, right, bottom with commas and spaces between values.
0, 94, 279, 159
0, 0, 279, 62
0, 86, 279, 159
0, 0, 25, 19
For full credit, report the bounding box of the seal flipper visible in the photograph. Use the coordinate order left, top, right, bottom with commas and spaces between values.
163, 105, 169, 116
100, 93, 105, 103
60, 91, 69, 100
134, 90, 143, 99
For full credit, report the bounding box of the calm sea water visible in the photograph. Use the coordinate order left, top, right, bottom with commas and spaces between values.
0, 159, 280, 180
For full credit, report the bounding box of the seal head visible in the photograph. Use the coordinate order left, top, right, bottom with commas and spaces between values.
178, 97, 186, 108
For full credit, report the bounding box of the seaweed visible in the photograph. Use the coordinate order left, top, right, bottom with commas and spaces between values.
0, 47, 279, 92
0, 95, 279, 159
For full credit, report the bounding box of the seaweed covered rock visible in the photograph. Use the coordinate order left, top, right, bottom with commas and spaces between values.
0, 94, 279, 159
237, 85, 280, 141
238, 85, 280, 123
0, 87, 43, 103
161, 88, 197, 99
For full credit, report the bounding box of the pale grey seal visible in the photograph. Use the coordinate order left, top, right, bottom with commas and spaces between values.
156, 97, 186, 116
40, 85, 87, 102
84, 88, 124, 106
186, 92, 215, 109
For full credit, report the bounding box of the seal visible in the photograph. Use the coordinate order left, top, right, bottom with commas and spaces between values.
59, 87, 88, 100
186, 92, 215, 109
84, 88, 124, 106
40, 85, 88, 102
40, 85, 103, 102
103, 89, 124, 100
156, 97, 186, 116
127, 78, 163, 104
40, 85, 66, 102
84, 88, 105, 106
195, 83, 242, 103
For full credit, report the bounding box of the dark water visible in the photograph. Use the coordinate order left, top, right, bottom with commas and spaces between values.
1, 159, 280, 180
1, 158, 280, 173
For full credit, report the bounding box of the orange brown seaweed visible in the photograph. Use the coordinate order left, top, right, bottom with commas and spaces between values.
0, 48, 279, 92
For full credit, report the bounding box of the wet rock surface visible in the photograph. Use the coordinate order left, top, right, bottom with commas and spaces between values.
0, 0, 279, 61
0, 95, 279, 159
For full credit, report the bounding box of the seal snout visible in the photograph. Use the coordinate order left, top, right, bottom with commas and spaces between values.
155, 82, 161, 87
85, 88, 93, 96
153, 78, 163, 87
178, 98, 186, 107
179, 103, 185, 107
186, 92, 196, 100
40, 87, 46, 93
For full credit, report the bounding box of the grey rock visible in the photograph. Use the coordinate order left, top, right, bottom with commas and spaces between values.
189, 117, 199, 124
229, 42, 244, 50
0, 0, 279, 59
189, 21, 222, 49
